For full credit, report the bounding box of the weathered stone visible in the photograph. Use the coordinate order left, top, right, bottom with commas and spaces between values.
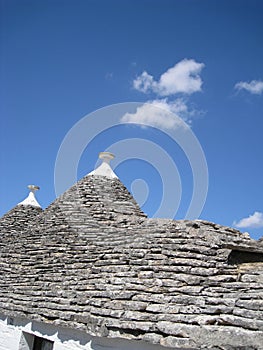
146, 304, 180, 314
160, 336, 196, 349
1, 174, 263, 349
235, 299, 263, 311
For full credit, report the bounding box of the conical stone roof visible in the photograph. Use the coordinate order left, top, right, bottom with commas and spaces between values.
1, 153, 263, 349
34, 153, 146, 238
0, 185, 42, 236
34, 174, 147, 239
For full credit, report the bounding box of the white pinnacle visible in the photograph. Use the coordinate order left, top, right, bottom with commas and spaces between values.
18, 185, 41, 208
88, 152, 118, 179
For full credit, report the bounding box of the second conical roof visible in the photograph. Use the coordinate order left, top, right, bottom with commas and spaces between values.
0, 185, 42, 236
33, 171, 147, 239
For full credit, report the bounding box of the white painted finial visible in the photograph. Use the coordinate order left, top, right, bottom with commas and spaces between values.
18, 185, 41, 208
99, 152, 115, 163
88, 152, 118, 178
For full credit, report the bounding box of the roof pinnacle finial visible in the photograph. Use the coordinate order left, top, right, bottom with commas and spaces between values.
28, 184, 40, 193
99, 151, 115, 164
88, 152, 118, 179
18, 185, 41, 208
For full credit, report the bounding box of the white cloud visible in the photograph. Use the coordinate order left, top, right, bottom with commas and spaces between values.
235, 80, 263, 95
121, 99, 191, 130
234, 211, 263, 229
133, 71, 157, 93
133, 59, 205, 96
128, 59, 204, 130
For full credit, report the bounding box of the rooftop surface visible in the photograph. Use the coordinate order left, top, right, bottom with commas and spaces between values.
0, 155, 263, 349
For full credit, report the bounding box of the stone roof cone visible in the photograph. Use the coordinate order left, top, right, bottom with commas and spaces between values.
0, 185, 42, 235
33, 152, 146, 237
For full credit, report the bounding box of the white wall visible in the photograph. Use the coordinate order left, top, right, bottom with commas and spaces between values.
0, 313, 165, 350
0, 314, 21, 350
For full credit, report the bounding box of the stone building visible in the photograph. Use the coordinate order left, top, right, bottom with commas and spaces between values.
0, 152, 263, 350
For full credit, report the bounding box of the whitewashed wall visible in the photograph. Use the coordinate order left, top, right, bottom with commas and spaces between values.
0, 313, 165, 350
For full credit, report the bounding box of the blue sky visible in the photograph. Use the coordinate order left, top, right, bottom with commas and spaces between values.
1, 0, 263, 239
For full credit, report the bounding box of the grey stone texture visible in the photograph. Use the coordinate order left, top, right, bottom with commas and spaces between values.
0, 174, 263, 349
0, 204, 42, 237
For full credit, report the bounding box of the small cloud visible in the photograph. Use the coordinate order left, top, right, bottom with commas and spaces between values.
235, 80, 263, 95
234, 211, 263, 228
133, 59, 205, 96
133, 71, 156, 93
120, 99, 191, 130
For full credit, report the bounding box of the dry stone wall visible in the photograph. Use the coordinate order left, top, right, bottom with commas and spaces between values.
0, 176, 263, 349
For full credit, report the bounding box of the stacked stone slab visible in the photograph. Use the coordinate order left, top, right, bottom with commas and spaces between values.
0, 205, 42, 235
0, 172, 263, 349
